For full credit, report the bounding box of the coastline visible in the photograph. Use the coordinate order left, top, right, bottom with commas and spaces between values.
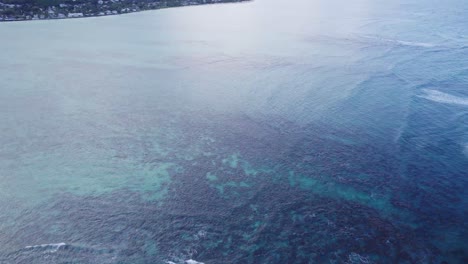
0, 0, 250, 22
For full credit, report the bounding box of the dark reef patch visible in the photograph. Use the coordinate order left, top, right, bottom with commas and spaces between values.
1, 111, 466, 263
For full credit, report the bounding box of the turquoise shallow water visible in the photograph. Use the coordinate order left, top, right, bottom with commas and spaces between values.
0, 0, 467, 263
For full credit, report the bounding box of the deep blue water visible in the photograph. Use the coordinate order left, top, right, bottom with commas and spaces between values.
0, 0, 467, 263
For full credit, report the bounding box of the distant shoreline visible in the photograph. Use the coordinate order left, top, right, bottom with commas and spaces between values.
0, 0, 250, 22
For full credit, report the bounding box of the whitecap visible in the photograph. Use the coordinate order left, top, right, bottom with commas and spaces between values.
418, 89, 468, 106
361, 35, 436, 48
186, 259, 205, 264
24, 242, 66, 253
394, 40, 435, 48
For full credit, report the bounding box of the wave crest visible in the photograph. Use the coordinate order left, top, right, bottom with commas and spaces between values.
418, 89, 468, 106
24, 242, 67, 253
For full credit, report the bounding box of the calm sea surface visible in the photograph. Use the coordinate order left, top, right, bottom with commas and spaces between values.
0, 0, 467, 263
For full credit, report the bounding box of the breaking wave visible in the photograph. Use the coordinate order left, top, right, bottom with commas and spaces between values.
418, 89, 468, 106
185, 260, 205, 264
393, 40, 435, 48
361, 35, 436, 48
24, 243, 66, 253
166, 259, 205, 264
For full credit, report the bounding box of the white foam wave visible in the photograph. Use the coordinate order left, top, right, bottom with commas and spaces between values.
418, 89, 468, 106
394, 40, 435, 48
348, 252, 372, 263
186, 260, 205, 264
25, 242, 66, 253
361, 35, 436, 48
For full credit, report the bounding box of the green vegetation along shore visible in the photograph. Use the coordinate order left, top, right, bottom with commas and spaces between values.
0, 0, 249, 21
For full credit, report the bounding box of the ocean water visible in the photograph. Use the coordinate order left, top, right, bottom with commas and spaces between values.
0, 0, 467, 263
